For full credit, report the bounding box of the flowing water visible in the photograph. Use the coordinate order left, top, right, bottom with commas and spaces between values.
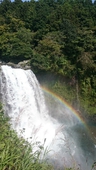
0, 65, 96, 170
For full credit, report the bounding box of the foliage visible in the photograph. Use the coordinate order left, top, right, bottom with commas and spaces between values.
0, 104, 54, 170
0, 26, 32, 62
0, 0, 96, 118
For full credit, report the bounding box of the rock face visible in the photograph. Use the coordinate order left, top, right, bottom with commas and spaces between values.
0, 60, 31, 70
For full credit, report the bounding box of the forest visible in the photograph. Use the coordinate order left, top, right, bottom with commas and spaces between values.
0, 0, 96, 121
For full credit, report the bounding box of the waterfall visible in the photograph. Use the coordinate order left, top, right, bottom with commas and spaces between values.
0, 65, 96, 170
0, 66, 64, 152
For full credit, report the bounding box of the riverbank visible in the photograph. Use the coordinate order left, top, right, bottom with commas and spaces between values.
0, 103, 54, 170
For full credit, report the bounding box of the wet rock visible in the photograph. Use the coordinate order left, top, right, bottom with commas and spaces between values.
0, 60, 31, 70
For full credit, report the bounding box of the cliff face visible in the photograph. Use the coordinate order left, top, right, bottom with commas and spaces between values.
0, 60, 31, 70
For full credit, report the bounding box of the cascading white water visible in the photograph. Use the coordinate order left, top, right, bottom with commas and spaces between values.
0, 65, 96, 170
0, 66, 66, 155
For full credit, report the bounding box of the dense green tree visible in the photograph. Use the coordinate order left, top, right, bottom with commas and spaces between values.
0, 28, 32, 61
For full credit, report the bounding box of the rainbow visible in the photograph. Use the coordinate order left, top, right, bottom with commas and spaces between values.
41, 86, 86, 126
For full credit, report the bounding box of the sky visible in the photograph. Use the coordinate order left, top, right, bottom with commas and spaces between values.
11, 0, 95, 2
